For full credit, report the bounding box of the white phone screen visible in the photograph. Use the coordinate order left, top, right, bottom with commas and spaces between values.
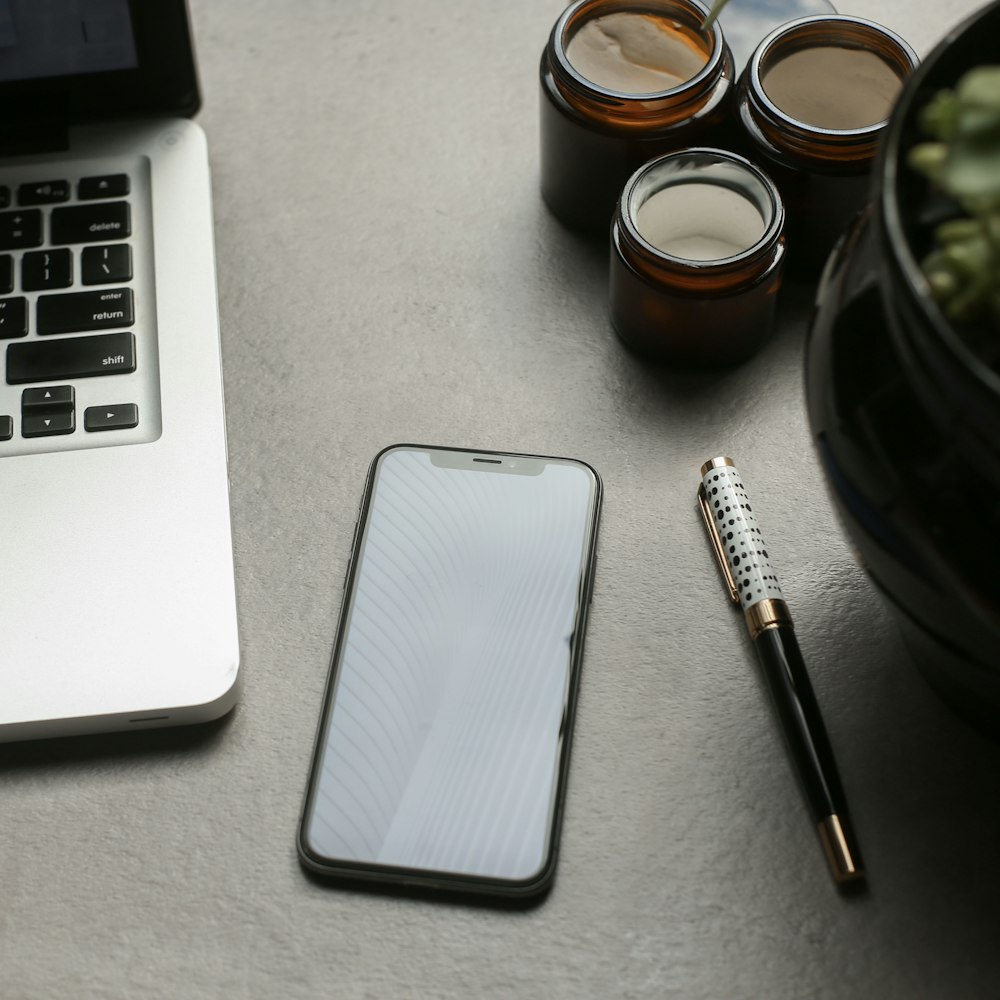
300, 446, 600, 892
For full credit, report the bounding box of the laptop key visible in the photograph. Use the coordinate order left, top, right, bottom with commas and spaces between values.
50, 202, 130, 245
81, 244, 132, 285
37, 287, 133, 335
0, 209, 43, 250
22, 411, 75, 437
6, 331, 135, 384
18, 180, 71, 206
85, 403, 138, 432
22, 249, 73, 291
0, 297, 28, 338
0, 415, 12, 440
0, 187, 9, 209
78, 175, 130, 200
0, 254, 11, 293
22, 385, 75, 410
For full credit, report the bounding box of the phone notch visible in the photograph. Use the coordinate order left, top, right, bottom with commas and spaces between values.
428, 447, 545, 476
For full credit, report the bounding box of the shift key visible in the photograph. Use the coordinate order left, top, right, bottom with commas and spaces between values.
6, 332, 135, 384
37, 288, 133, 335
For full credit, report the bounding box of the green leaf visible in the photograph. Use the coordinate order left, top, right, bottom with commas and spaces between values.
956, 65, 1000, 111
907, 141, 947, 183
919, 90, 958, 139
943, 142, 1000, 199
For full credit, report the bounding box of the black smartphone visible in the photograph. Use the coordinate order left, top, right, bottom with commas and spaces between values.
298, 444, 602, 899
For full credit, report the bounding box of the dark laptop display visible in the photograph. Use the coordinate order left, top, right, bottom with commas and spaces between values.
0, 0, 138, 83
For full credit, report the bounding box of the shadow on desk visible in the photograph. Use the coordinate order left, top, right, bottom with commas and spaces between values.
0, 711, 234, 770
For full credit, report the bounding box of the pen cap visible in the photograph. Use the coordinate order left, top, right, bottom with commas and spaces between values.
700, 457, 784, 613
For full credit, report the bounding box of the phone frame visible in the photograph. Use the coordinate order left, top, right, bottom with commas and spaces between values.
297, 443, 602, 900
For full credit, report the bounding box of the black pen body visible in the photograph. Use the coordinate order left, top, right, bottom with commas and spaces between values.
753, 625, 846, 821
753, 624, 864, 882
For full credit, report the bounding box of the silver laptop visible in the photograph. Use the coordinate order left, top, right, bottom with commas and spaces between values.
0, 0, 239, 741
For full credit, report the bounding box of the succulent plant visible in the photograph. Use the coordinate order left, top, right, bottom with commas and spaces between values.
908, 65, 1000, 330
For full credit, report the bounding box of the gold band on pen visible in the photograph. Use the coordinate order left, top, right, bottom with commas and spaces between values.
700, 455, 736, 478
745, 598, 793, 638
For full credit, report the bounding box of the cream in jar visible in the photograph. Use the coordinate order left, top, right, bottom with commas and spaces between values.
635, 182, 766, 259
565, 11, 708, 92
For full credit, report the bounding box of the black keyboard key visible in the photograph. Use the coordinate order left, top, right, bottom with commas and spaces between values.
0, 209, 43, 250
37, 287, 133, 335
81, 244, 132, 285
50, 202, 130, 245
22, 385, 75, 410
85, 403, 137, 432
0, 187, 9, 209
0, 254, 11, 293
0, 414, 12, 440
22, 249, 73, 291
6, 331, 135, 384
18, 180, 70, 206
78, 174, 130, 200
22, 410, 75, 437
0, 297, 28, 338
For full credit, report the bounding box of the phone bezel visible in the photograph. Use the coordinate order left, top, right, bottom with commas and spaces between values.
297, 443, 602, 900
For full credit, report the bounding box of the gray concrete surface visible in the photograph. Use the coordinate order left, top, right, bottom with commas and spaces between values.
3, 1, 999, 997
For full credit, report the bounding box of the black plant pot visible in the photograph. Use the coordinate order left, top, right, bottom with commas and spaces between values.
806, 0, 1000, 733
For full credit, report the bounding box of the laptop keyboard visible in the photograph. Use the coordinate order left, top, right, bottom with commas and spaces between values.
0, 157, 161, 457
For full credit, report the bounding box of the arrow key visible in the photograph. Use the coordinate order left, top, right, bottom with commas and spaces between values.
22, 410, 74, 437
22, 385, 75, 410
84, 403, 138, 432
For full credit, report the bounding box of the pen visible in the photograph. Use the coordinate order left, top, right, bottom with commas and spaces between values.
697, 456, 864, 885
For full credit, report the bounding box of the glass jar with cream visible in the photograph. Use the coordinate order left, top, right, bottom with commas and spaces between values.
540, 0, 737, 237
737, 15, 917, 275
610, 148, 785, 364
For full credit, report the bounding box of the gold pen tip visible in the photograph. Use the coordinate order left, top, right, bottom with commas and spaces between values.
818, 814, 865, 884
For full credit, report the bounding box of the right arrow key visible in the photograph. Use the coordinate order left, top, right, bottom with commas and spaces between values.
84, 403, 138, 432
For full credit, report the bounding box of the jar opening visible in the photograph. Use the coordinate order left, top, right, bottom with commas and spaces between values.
565, 9, 709, 94
555, 0, 721, 99
625, 150, 780, 263
750, 16, 917, 137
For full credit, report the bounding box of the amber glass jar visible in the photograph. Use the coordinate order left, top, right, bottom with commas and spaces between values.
610, 148, 785, 364
540, 0, 737, 237
737, 15, 917, 276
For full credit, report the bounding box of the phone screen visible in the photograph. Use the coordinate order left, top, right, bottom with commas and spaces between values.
299, 445, 601, 895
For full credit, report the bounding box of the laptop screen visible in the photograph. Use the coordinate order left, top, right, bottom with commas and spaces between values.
0, 0, 138, 83
0, 0, 199, 125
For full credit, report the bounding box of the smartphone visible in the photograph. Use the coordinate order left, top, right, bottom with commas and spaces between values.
298, 444, 602, 899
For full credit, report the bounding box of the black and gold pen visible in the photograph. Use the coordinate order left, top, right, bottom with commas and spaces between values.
697, 456, 864, 885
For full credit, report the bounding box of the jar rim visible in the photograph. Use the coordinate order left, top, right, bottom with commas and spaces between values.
551, 0, 725, 101
618, 147, 784, 270
745, 14, 918, 141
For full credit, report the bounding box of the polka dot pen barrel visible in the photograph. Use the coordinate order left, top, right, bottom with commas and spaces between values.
697, 456, 864, 885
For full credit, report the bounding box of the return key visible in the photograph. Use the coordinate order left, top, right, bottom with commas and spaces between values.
37, 288, 134, 335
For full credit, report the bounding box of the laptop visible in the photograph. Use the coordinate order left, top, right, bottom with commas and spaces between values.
0, 0, 239, 741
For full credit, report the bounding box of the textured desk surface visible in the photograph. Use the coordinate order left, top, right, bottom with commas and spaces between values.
3, 2, 999, 997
